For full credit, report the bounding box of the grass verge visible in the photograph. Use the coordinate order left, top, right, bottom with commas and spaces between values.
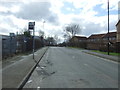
91, 50, 120, 56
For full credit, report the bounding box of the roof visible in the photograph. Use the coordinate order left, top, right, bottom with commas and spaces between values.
88, 32, 117, 39
73, 36, 87, 39
116, 20, 120, 26
103, 32, 116, 38
88, 34, 105, 39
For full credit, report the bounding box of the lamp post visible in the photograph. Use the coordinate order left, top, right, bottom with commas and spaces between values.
107, 0, 110, 55
43, 20, 45, 30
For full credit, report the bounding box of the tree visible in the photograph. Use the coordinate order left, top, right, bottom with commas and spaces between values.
46, 37, 55, 46
64, 23, 81, 38
23, 28, 31, 37
63, 23, 81, 47
53, 35, 60, 44
19, 27, 31, 37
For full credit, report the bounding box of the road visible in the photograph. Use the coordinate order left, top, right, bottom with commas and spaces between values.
24, 47, 118, 88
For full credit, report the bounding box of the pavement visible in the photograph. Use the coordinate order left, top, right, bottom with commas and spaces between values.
81, 49, 119, 63
2, 47, 48, 88
24, 47, 118, 88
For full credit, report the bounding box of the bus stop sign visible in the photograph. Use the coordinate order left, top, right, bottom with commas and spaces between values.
28, 22, 35, 30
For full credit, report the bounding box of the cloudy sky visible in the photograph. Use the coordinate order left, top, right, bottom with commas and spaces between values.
0, 0, 119, 42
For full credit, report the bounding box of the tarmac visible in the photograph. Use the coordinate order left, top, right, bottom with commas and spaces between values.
82, 50, 119, 63
1, 47, 119, 88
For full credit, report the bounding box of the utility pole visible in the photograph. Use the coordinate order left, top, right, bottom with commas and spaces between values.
107, 0, 110, 55
43, 20, 45, 30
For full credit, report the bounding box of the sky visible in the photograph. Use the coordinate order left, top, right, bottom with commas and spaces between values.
0, 0, 119, 42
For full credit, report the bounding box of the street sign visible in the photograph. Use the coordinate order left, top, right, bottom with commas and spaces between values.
28, 22, 35, 30
29, 22, 35, 26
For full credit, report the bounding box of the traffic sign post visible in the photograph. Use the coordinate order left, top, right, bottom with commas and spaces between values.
28, 22, 35, 59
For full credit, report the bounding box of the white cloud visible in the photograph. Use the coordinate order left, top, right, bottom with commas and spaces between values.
0, 0, 119, 42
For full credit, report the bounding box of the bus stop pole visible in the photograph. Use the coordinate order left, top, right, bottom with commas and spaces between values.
33, 26, 35, 59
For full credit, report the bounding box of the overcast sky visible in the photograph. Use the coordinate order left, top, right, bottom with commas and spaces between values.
0, 0, 119, 42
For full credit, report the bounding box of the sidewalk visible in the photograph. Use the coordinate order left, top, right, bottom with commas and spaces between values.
82, 50, 119, 63
2, 47, 48, 88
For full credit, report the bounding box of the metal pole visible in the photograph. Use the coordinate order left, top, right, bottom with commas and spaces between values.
33, 26, 35, 59
107, 0, 110, 55
43, 20, 45, 30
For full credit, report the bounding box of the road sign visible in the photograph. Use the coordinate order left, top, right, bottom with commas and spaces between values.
29, 22, 35, 30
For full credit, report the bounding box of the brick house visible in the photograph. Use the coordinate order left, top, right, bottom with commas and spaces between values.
87, 34, 105, 50
69, 36, 87, 48
116, 20, 120, 53
100, 32, 117, 52
87, 32, 117, 52
116, 20, 120, 42
102, 32, 116, 44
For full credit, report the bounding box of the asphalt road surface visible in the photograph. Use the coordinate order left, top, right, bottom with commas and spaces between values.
24, 47, 118, 88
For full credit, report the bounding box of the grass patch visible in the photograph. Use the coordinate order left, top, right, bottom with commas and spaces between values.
92, 50, 120, 56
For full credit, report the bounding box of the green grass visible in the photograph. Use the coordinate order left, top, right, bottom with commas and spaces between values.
68, 46, 120, 56
92, 50, 120, 56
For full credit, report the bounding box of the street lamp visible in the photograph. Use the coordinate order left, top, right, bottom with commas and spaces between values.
43, 20, 45, 30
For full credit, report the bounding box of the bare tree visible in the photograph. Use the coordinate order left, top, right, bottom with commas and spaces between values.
19, 27, 31, 37
64, 23, 81, 38
53, 35, 60, 44
19, 27, 28, 35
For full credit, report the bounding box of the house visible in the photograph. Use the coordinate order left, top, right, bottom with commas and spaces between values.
101, 32, 117, 52
87, 32, 117, 52
116, 20, 120, 43
0, 35, 2, 61
102, 32, 116, 44
87, 34, 105, 50
116, 20, 120, 53
69, 36, 87, 48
